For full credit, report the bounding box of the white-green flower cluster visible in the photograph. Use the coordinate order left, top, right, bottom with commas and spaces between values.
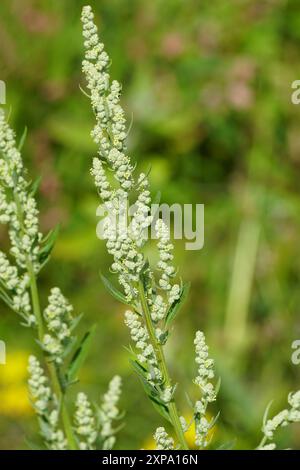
130, 174, 153, 246
154, 427, 174, 450
0, 109, 41, 270
259, 443, 277, 450
28, 355, 67, 450
194, 331, 216, 402
47, 410, 68, 450
1, 59, 123, 450
82, 7, 132, 188
193, 330, 216, 448
81, 6, 156, 303
263, 409, 289, 440
156, 220, 179, 298
81, 5, 187, 446
151, 219, 181, 326
42, 287, 74, 364
258, 390, 300, 449
124, 310, 161, 385
179, 416, 188, 432
74, 392, 97, 450
81, 5, 185, 415
0, 250, 33, 323
28, 355, 52, 415
0, 110, 44, 326
98, 375, 122, 449
74, 378, 123, 451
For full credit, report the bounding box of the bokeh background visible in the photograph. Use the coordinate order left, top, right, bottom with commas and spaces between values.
1, 0, 300, 450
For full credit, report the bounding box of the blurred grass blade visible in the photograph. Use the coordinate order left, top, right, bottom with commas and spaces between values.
224, 218, 260, 355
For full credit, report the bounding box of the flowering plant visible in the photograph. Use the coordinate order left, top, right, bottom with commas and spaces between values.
80, 5, 300, 450
0, 3, 299, 451
0, 108, 122, 450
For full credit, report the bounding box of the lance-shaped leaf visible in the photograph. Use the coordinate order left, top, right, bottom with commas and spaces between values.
165, 282, 190, 328
100, 271, 129, 305
0, 285, 13, 309
38, 225, 60, 264
66, 324, 96, 383
130, 359, 171, 423
28, 175, 42, 197
18, 126, 27, 151
149, 396, 171, 423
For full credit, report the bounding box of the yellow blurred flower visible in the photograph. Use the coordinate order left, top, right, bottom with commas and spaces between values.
0, 350, 28, 384
0, 385, 32, 416
0, 350, 32, 416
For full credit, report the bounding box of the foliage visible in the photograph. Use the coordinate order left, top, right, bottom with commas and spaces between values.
0, 0, 300, 450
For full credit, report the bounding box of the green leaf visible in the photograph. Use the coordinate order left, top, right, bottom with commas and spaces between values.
139, 259, 150, 291
157, 330, 169, 345
38, 225, 60, 263
100, 271, 129, 305
151, 191, 161, 220
61, 336, 78, 359
130, 360, 150, 387
38, 416, 52, 440
130, 360, 171, 423
209, 411, 220, 429
140, 259, 149, 277
263, 400, 274, 427
149, 396, 171, 423
66, 325, 96, 383
215, 377, 221, 396
165, 282, 191, 328
29, 175, 42, 196
130, 360, 157, 396
70, 312, 84, 332
185, 391, 194, 409
0, 286, 13, 308
18, 126, 27, 150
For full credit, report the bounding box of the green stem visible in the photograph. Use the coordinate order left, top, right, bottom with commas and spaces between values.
257, 435, 267, 449
12, 189, 77, 449
27, 259, 78, 450
138, 281, 189, 450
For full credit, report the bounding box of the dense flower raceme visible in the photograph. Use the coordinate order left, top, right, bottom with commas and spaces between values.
81, 7, 187, 442
28, 355, 67, 450
0, 109, 41, 326
98, 375, 123, 449
28, 356, 123, 451
74, 375, 123, 450
42, 288, 74, 365
81, 6, 200, 451
193, 331, 217, 448
154, 427, 174, 450
81, 6, 180, 306
81, 5, 300, 450
0, 108, 122, 450
258, 391, 300, 450
74, 392, 98, 450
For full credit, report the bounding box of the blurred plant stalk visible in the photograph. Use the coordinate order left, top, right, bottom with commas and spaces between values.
224, 218, 260, 356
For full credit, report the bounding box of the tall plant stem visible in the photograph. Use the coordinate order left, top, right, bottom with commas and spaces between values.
26, 260, 78, 450
138, 281, 189, 450
12, 190, 78, 449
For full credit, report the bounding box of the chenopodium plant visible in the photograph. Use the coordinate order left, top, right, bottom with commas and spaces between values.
0, 109, 122, 450
81, 5, 300, 450
81, 5, 217, 450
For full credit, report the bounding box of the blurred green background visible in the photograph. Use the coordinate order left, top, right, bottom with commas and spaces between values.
1, 0, 300, 450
